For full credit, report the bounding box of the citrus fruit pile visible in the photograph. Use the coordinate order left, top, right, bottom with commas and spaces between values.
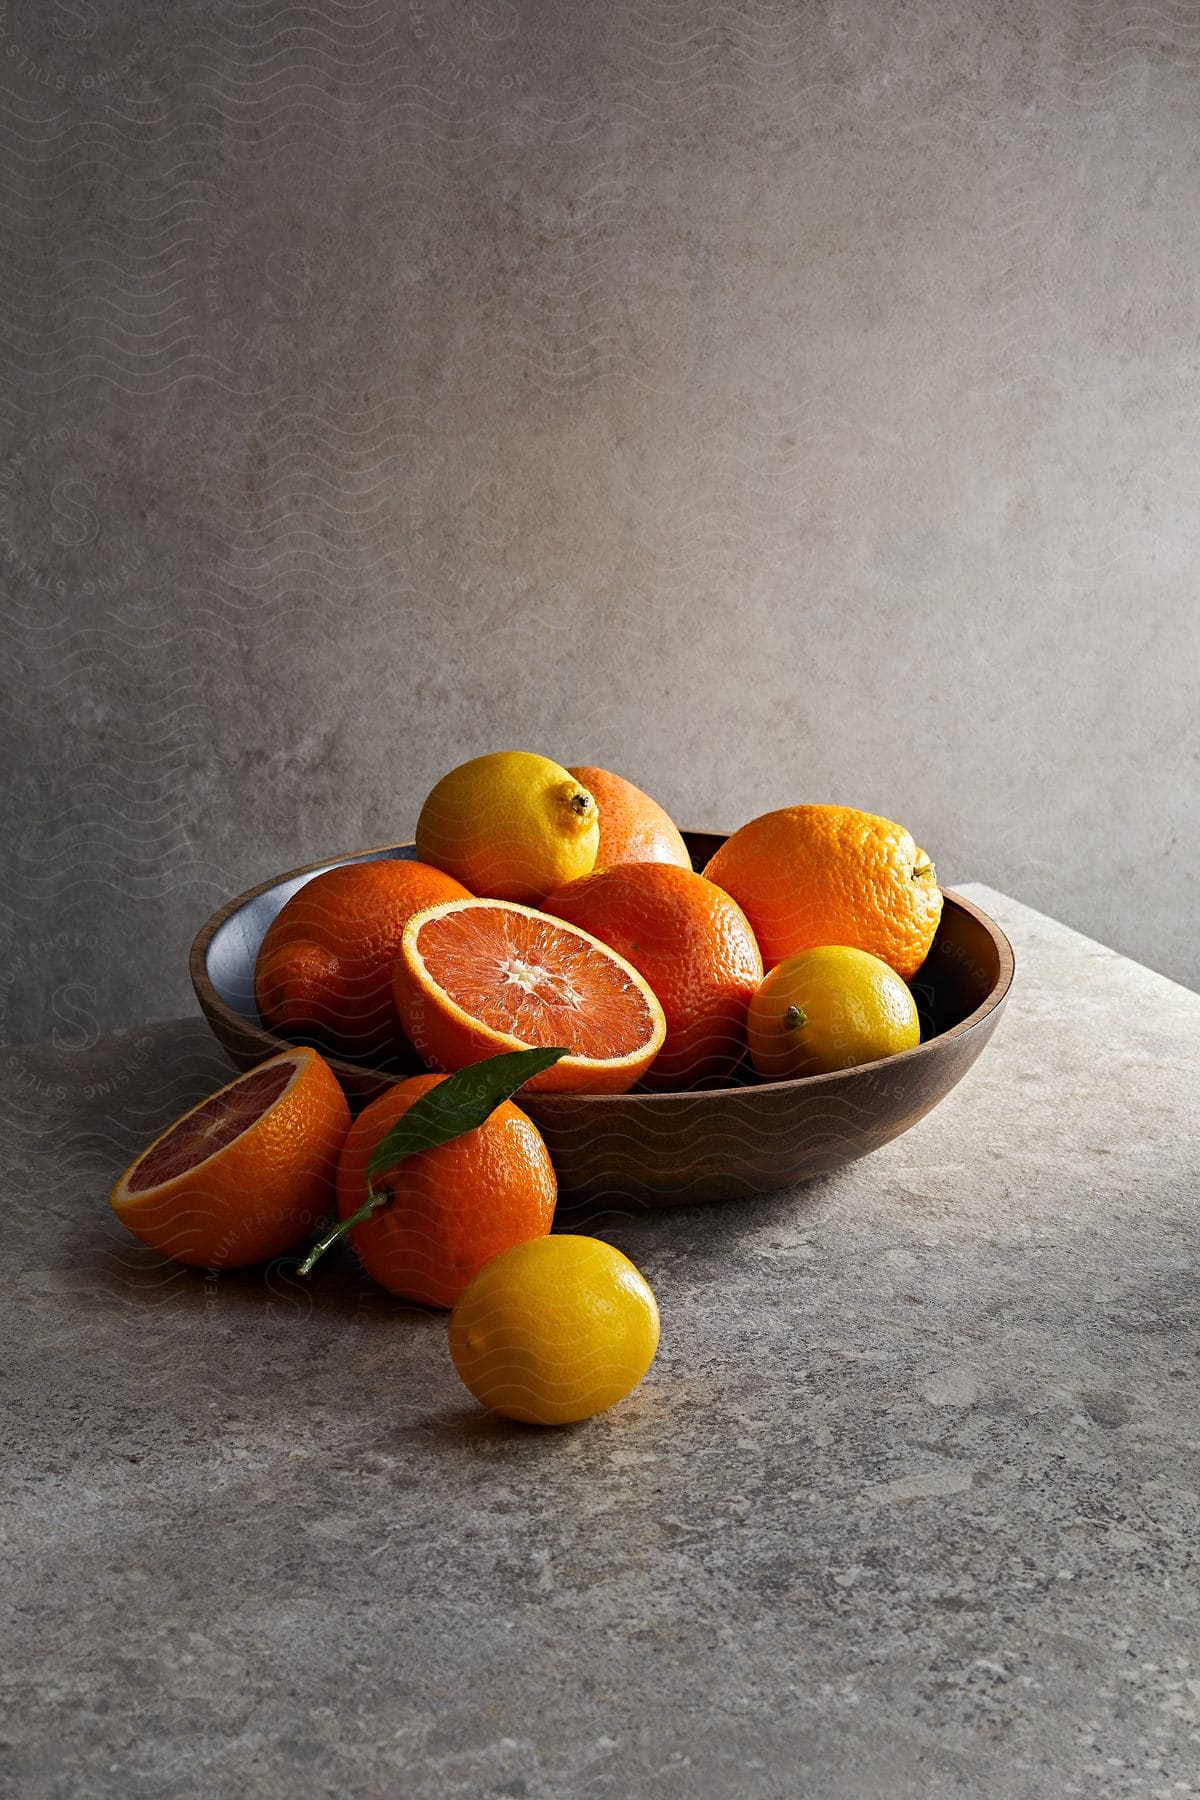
107, 751, 947, 1428
255, 751, 942, 1093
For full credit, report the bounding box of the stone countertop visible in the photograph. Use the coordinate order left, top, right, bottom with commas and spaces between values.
2, 885, 1198, 1799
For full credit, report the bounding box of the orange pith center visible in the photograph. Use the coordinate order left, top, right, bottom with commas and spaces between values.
417, 908, 654, 1060
125, 1060, 295, 1192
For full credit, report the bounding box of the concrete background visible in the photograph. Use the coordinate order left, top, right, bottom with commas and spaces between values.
2, 0, 1198, 1048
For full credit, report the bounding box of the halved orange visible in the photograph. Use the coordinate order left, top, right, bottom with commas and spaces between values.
394, 897, 666, 1094
110, 1046, 351, 1269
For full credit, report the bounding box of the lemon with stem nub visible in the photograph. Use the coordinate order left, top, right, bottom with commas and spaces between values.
449, 1235, 660, 1425
416, 751, 599, 905
747, 945, 920, 1079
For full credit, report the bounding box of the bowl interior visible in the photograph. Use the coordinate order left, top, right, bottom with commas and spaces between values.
203, 836, 1007, 1084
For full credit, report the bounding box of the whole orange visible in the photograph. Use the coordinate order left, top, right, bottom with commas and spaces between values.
568, 766, 691, 872
703, 805, 942, 980
543, 863, 762, 1089
255, 858, 470, 1060
111, 1046, 350, 1269
336, 1073, 557, 1307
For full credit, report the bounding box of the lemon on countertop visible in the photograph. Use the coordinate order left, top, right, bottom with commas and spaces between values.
448, 1234, 660, 1425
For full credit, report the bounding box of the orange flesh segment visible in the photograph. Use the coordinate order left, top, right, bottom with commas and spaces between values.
414, 907, 657, 1060
124, 1060, 295, 1193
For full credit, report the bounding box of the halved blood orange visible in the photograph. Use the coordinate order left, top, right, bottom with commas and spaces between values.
110, 1046, 351, 1269
394, 898, 666, 1094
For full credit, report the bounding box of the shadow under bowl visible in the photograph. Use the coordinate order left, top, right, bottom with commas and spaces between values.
191, 832, 1014, 1209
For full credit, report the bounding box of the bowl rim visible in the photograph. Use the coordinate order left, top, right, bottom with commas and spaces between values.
190, 835, 1015, 1104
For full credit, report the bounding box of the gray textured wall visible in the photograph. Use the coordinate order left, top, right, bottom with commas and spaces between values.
2, 0, 1198, 1052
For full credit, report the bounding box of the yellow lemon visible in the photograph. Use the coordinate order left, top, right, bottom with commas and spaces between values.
448, 1235, 660, 1425
747, 944, 920, 1079
416, 751, 600, 904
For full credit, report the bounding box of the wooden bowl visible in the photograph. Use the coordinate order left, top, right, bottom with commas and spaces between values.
191, 834, 1014, 1208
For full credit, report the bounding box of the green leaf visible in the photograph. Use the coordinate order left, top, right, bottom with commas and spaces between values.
366, 1045, 566, 1178
297, 1045, 568, 1279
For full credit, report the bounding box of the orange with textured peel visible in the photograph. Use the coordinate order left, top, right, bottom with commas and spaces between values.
394, 897, 665, 1094
544, 863, 762, 1089
703, 805, 942, 980
568, 766, 690, 872
110, 1046, 350, 1269
336, 1073, 556, 1307
254, 858, 470, 1060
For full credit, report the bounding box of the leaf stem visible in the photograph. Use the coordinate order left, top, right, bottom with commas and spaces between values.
297, 1180, 385, 1278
